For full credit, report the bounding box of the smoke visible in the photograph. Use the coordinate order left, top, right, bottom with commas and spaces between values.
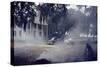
36, 43, 86, 62
64, 5, 97, 41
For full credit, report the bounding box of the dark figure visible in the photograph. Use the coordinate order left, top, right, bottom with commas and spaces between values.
85, 43, 97, 61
